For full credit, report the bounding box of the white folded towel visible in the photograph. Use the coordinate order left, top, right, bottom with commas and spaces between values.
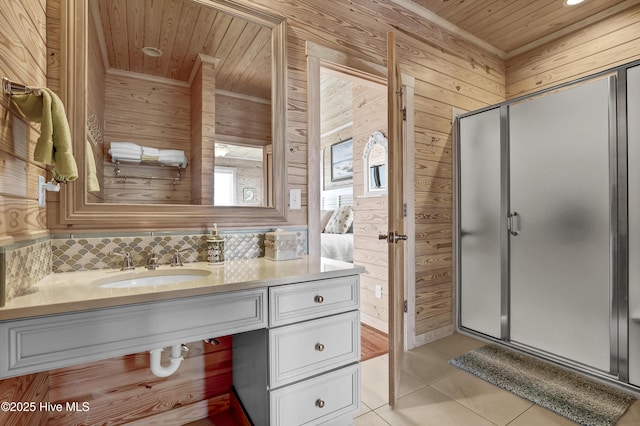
142, 146, 160, 156
158, 149, 185, 158
108, 145, 186, 167
158, 155, 185, 163
110, 150, 142, 159
110, 152, 142, 162
158, 157, 188, 168
157, 149, 187, 167
110, 142, 142, 153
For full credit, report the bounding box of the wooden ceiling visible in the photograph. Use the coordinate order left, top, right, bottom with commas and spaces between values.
92, 0, 272, 99
90, 0, 637, 102
405, 0, 636, 56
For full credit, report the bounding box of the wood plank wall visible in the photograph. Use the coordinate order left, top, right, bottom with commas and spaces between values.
0, 1, 51, 423
231, 0, 504, 338
506, 4, 640, 98
190, 61, 215, 205
216, 92, 271, 145
102, 72, 192, 204
41, 0, 503, 339
0, 0, 48, 243
48, 337, 233, 425
86, 4, 105, 202
320, 70, 353, 193
352, 82, 390, 332
1, 337, 234, 425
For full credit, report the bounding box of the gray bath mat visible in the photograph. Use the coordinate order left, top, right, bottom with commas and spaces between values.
449, 345, 635, 426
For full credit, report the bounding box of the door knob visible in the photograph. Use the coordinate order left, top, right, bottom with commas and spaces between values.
379, 231, 408, 244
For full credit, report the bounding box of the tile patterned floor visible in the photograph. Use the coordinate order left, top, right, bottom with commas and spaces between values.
356, 333, 640, 425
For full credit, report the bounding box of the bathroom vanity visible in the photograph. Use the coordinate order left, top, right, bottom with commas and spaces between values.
0, 256, 364, 425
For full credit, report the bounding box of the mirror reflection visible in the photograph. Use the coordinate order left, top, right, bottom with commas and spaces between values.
363, 131, 388, 195
214, 143, 266, 206
86, 0, 273, 206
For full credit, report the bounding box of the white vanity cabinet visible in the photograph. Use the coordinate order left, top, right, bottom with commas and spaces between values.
0, 259, 363, 425
268, 276, 360, 425
0, 289, 267, 378
234, 274, 361, 426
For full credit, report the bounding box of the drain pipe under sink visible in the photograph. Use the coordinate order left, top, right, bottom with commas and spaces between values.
149, 344, 185, 378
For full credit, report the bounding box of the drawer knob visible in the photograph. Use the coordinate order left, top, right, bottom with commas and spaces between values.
315, 343, 325, 352
314, 295, 324, 304
316, 399, 325, 408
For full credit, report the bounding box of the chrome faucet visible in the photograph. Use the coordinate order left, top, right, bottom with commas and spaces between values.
146, 250, 159, 270
111, 251, 135, 271
170, 248, 190, 267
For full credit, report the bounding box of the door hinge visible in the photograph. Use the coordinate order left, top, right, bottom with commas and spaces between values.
404, 300, 408, 313
402, 107, 407, 121
403, 203, 407, 217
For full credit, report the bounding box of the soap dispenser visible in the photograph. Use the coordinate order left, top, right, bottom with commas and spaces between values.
207, 224, 225, 265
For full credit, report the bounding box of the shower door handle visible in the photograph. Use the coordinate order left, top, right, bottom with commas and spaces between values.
508, 212, 520, 236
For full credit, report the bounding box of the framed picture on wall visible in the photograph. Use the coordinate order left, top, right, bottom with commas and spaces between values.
331, 138, 353, 182
243, 187, 257, 203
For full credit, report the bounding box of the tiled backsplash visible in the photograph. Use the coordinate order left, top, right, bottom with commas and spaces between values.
1, 239, 52, 304
51, 229, 307, 273
0, 228, 307, 305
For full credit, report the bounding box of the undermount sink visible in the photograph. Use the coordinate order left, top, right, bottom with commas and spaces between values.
95, 269, 211, 289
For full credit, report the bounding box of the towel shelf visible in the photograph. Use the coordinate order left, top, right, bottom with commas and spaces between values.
114, 161, 184, 184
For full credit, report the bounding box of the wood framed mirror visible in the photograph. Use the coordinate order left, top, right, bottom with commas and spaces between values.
55, 0, 287, 230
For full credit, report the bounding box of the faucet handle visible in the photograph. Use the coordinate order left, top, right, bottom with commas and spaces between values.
111, 250, 135, 271
146, 250, 159, 270
170, 248, 190, 267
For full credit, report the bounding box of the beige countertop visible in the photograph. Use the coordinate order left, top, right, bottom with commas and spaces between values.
0, 256, 365, 321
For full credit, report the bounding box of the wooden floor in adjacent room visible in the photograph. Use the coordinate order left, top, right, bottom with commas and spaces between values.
361, 323, 388, 362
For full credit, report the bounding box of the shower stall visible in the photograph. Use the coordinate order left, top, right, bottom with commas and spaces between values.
456, 59, 640, 390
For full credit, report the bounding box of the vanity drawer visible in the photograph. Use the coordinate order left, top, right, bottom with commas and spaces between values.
270, 363, 360, 426
0, 289, 267, 379
269, 311, 359, 388
269, 275, 359, 327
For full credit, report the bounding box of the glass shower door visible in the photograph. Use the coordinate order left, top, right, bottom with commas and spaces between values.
509, 77, 613, 372
628, 65, 640, 386
459, 108, 502, 338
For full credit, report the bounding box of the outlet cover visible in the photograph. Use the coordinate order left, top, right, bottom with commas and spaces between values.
375, 285, 382, 299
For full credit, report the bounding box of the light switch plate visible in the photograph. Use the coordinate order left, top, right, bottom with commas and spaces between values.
290, 189, 301, 209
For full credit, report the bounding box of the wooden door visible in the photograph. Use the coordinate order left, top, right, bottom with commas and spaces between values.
386, 31, 406, 408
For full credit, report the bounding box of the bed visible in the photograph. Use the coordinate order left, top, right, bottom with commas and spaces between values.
321, 229, 354, 262
320, 193, 354, 262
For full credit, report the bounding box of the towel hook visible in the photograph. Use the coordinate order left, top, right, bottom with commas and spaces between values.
1, 77, 10, 95
2, 77, 42, 96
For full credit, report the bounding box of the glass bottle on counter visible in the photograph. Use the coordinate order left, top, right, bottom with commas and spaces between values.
207, 224, 225, 265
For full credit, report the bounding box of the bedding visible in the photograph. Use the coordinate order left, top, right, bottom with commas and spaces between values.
320, 208, 354, 262
321, 232, 353, 262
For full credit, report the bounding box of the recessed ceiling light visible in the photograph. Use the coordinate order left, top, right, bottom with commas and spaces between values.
142, 46, 163, 57
564, 0, 585, 6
